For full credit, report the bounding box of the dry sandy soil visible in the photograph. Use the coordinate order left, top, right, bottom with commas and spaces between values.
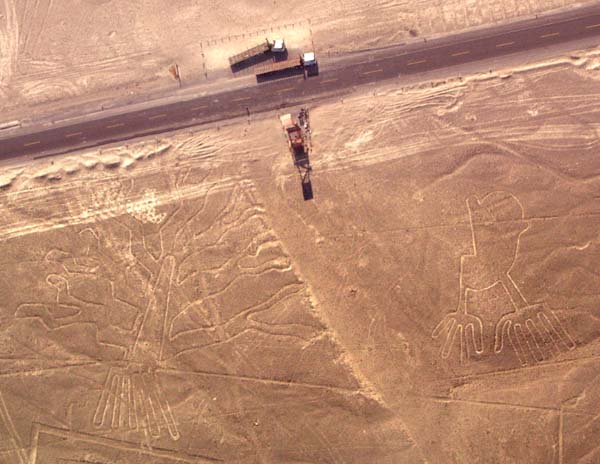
2, 38, 600, 461
0, 0, 593, 120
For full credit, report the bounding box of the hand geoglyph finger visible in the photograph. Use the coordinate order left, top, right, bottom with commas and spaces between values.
433, 313, 484, 361
464, 321, 484, 357
495, 306, 576, 366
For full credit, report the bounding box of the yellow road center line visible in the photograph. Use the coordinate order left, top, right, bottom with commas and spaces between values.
451, 51, 470, 57
540, 32, 560, 38
320, 78, 338, 84
586, 23, 600, 29
24, 141, 40, 147
407, 59, 427, 66
65, 132, 82, 138
106, 122, 124, 128
496, 41, 515, 48
148, 114, 167, 120
191, 105, 208, 110
362, 68, 384, 75
276, 87, 295, 93
232, 96, 251, 102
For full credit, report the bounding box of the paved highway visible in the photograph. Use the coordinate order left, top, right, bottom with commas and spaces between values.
2, 3, 600, 159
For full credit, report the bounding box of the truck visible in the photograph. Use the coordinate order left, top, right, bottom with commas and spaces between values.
255, 52, 318, 79
228, 38, 286, 67
279, 113, 309, 166
279, 110, 314, 200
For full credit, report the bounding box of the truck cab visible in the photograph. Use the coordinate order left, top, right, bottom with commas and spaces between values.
301, 52, 318, 77
271, 39, 286, 53
301, 52, 317, 66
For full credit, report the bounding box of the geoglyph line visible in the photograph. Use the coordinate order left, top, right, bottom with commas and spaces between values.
0, 389, 27, 464
29, 423, 218, 463
432, 192, 575, 365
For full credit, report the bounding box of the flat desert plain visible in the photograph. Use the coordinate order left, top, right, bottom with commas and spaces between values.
3, 0, 600, 463
1, 45, 600, 462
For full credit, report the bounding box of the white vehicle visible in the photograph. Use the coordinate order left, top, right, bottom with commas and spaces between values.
302, 51, 317, 66
271, 39, 286, 53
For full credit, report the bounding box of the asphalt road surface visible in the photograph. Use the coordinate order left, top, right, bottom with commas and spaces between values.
2, 3, 600, 159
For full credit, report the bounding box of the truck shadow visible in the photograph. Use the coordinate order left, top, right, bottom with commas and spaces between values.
306, 62, 319, 77
256, 66, 304, 83
274, 50, 289, 62
296, 161, 313, 201
301, 175, 313, 201
230, 53, 273, 73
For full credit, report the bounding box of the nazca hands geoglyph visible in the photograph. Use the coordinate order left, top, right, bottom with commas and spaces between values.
432, 306, 484, 361
433, 192, 575, 364
494, 302, 576, 366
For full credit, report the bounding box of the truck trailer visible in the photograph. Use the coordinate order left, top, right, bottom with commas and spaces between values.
255, 52, 318, 79
228, 39, 286, 67
279, 110, 314, 200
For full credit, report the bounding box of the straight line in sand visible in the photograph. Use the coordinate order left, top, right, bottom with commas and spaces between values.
362, 68, 384, 75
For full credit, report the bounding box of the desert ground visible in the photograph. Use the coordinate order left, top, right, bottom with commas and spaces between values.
0, 0, 592, 120
1, 41, 600, 462
2, 1, 600, 463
